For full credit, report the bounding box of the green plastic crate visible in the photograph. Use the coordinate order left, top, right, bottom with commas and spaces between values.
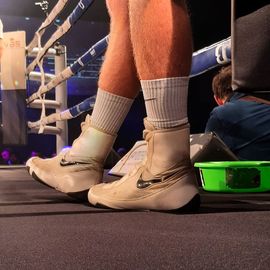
194, 161, 270, 193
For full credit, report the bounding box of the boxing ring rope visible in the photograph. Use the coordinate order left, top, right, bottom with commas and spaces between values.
27, 36, 231, 129
27, 35, 109, 104
28, 45, 68, 148
27, 35, 230, 106
28, 95, 97, 129
190, 37, 231, 77
27, 0, 96, 136
27, 35, 109, 128
27, 0, 69, 54
27, 0, 96, 75
25, 0, 96, 152
25, 0, 231, 153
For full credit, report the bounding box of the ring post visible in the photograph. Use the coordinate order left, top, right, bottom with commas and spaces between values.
55, 44, 68, 154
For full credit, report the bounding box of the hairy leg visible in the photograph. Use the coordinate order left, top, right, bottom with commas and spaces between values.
88, 0, 199, 210
98, 0, 140, 98
129, 0, 193, 79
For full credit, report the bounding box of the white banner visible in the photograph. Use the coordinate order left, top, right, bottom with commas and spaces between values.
1, 31, 26, 90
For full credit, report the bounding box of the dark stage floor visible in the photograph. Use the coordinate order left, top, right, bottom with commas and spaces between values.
1, 167, 270, 270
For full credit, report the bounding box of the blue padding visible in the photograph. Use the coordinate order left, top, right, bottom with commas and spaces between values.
191, 38, 231, 77
70, 35, 109, 74
69, 0, 95, 25
66, 38, 232, 120
71, 36, 230, 78
69, 95, 96, 117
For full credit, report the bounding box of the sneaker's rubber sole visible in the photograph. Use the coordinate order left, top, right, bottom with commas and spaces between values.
91, 193, 200, 213
165, 193, 200, 213
26, 166, 89, 202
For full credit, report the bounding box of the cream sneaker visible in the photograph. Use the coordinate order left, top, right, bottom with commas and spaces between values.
88, 119, 200, 211
26, 115, 116, 201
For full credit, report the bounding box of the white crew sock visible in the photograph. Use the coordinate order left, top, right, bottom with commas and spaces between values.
141, 77, 189, 129
0, 19, 3, 39
91, 88, 134, 135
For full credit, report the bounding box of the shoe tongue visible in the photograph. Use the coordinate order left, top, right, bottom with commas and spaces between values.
143, 118, 156, 140
80, 114, 91, 132
143, 118, 155, 131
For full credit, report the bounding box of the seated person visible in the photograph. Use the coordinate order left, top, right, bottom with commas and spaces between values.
205, 65, 270, 161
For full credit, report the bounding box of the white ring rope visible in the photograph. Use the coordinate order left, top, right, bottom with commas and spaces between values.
27, 0, 70, 54
28, 95, 96, 128
27, 35, 109, 104
27, 0, 96, 75
28, 36, 231, 130
27, 2, 231, 133
27, 36, 108, 129
27, 0, 96, 133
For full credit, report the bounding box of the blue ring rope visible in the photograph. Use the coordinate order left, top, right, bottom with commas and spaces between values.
70, 35, 109, 74
30, 36, 232, 124
27, 0, 96, 74
69, 0, 95, 25
70, 36, 231, 77
62, 37, 232, 119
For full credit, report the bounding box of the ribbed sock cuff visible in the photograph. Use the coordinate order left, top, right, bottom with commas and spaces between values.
91, 88, 134, 135
141, 77, 189, 129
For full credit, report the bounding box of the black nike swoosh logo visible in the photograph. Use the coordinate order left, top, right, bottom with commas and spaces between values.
137, 178, 162, 189
136, 171, 177, 189
144, 98, 156, 101
60, 158, 90, 167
